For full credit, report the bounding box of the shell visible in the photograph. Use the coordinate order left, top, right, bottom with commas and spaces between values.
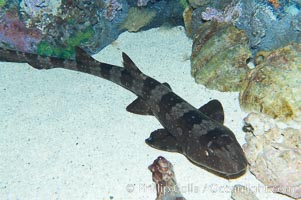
149, 156, 186, 200
191, 22, 251, 92
240, 44, 301, 122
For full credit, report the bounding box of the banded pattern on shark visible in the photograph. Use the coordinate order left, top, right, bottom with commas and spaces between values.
0, 47, 247, 178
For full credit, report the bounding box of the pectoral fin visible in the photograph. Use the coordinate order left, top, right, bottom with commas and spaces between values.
126, 97, 153, 115
199, 99, 224, 123
145, 129, 181, 152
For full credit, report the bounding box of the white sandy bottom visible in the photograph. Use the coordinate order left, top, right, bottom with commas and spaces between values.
0, 27, 291, 200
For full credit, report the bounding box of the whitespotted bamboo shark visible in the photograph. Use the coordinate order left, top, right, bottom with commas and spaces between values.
0, 47, 247, 178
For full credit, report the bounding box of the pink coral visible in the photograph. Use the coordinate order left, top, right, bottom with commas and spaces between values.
201, 3, 242, 23
0, 11, 41, 52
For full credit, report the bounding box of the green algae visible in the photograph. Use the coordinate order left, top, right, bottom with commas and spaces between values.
179, 0, 189, 8
37, 26, 94, 59
0, 0, 6, 7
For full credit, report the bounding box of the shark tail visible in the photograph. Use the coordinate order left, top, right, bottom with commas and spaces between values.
75, 47, 145, 80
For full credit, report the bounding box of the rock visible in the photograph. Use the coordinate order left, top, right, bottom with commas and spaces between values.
119, 7, 156, 32
188, 0, 209, 8
2, 0, 185, 57
236, 1, 301, 56
0, 11, 42, 53
240, 43, 301, 122
242, 112, 301, 199
19, 0, 62, 19
187, 0, 301, 56
183, 6, 194, 37
191, 21, 251, 91
186, 0, 240, 37
231, 184, 259, 200
188, 0, 233, 9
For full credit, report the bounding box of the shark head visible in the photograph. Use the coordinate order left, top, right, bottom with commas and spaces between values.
184, 126, 248, 178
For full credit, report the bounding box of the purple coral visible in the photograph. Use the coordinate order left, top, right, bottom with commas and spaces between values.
103, 0, 123, 21
202, 7, 225, 22
202, 3, 242, 23
0, 12, 41, 52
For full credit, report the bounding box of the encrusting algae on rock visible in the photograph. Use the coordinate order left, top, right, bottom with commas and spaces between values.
240, 43, 301, 122
191, 21, 251, 92
119, 7, 156, 32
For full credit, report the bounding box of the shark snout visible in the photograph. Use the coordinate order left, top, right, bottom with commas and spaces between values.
214, 142, 248, 176
185, 127, 248, 178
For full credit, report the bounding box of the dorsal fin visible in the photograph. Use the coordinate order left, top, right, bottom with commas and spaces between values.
162, 82, 172, 90
199, 99, 224, 123
122, 52, 142, 76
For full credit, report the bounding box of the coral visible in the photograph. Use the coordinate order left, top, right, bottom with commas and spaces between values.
19, 0, 62, 19
119, 7, 156, 32
189, 0, 301, 55
18, 0, 62, 33
242, 112, 301, 199
103, 0, 123, 21
28, 0, 128, 55
149, 156, 186, 200
240, 43, 301, 121
7, 0, 183, 56
201, 7, 225, 22
0, 11, 41, 52
191, 22, 251, 91
201, 2, 242, 23
235, 0, 301, 55
0, 0, 184, 56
